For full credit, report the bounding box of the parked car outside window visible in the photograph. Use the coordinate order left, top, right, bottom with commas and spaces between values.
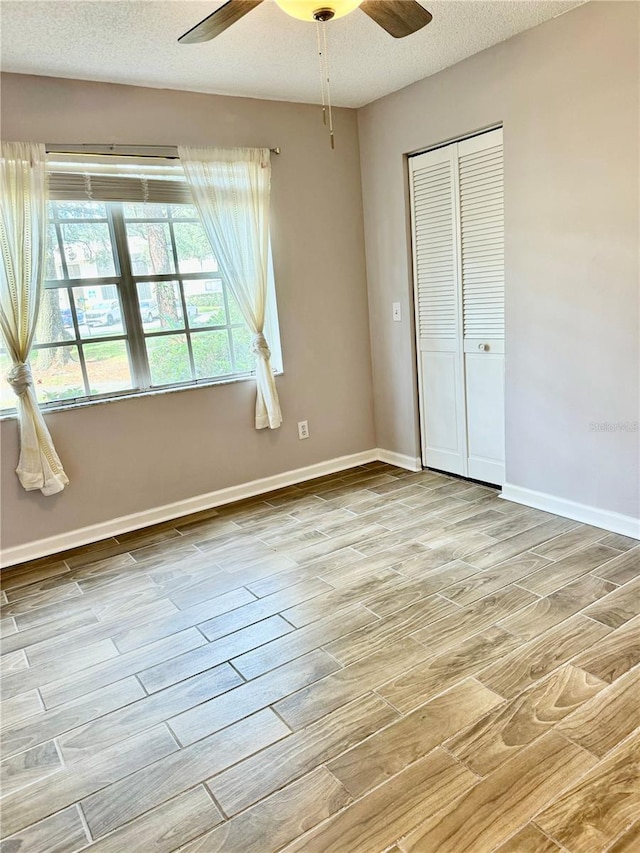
60, 306, 86, 327
85, 300, 122, 327
139, 299, 159, 322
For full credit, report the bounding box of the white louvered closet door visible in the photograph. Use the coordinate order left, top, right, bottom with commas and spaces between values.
409, 144, 467, 476
410, 128, 505, 485
459, 129, 505, 484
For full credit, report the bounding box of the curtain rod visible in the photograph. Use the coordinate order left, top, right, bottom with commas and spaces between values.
45, 143, 281, 158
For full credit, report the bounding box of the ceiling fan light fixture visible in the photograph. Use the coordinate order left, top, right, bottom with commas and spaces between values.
274, 0, 362, 22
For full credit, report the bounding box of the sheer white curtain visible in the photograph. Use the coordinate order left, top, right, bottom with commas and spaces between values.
0, 141, 68, 495
178, 146, 282, 430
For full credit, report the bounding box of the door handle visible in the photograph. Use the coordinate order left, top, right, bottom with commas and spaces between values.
478, 343, 490, 352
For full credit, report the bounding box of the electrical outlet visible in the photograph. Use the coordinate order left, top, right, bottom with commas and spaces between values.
297, 420, 310, 440
392, 302, 402, 322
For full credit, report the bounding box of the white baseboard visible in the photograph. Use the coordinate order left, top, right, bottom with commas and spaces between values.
1, 449, 379, 568
1, 447, 426, 568
376, 448, 423, 472
501, 483, 640, 540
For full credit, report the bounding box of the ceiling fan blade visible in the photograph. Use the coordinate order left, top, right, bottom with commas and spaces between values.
178, 0, 264, 44
360, 0, 432, 38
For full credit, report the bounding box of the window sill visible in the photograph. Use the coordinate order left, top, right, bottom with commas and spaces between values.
0, 370, 283, 421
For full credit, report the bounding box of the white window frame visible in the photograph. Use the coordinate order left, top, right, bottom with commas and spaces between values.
0, 198, 282, 415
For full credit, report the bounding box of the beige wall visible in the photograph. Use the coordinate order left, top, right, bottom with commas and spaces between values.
0, 74, 375, 550
358, 1, 639, 520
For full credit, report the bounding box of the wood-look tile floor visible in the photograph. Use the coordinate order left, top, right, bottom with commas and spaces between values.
1, 462, 639, 853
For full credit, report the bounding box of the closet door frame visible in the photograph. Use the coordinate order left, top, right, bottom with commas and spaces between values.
409, 125, 504, 482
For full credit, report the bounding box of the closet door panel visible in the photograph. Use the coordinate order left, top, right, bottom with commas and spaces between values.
420, 349, 466, 475
410, 145, 466, 474
465, 350, 505, 483
459, 128, 505, 484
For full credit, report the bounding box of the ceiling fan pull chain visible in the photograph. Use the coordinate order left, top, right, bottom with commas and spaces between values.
315, 20, 327, 127
321, 22, 335, 149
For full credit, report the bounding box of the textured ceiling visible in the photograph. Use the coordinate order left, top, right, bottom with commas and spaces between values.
0, 0, 584, 107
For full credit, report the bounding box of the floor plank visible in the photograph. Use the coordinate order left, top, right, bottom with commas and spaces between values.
571, 615, 640, 683
167, 649, 339, 747
40, 628, 205, 708
535, 730, 640, 853
0, 739, 63, 798
377, 627, 520, 714
557, 665, 640, 757
464, 518, 578, 569
518, 543, 622, 596
323, 594, 459, 666
136, 615, 292, 694
476, 613, 611, 699
397, 732, 596, 852
207, 693, 397, 815
112, 586, 255, 652
530, 525, 609, 561
198, 578, 330, 640
57, 662, 243, 764
273, 638, 429, 730
0, 648, 27, 678
494, 823, 562, 852
497, 573, 618, 641
446, 664, 606, 774
411, 585, 538, 651
0, 805, 88, 853
183, 768, 351, 853
606, 820, 640, 852
583, 575, 640, 629
1, 677, 145, 760
230, 604, 377, 679
440, 551, 551, 605
362, 561, 480, 617
327, 679, 501, 797
591, 545, 640, 585
2, 639, 120, 701
81, 785, 223, 853
281, 748, 476, 853
0, 725, 178, 837
0, 688, 44, 729
81, 708, 289, 838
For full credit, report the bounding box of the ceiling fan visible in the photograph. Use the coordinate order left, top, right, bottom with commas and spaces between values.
178, 0, 433, 43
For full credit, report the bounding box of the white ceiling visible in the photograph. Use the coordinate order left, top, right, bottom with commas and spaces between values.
0, 0, 584, 108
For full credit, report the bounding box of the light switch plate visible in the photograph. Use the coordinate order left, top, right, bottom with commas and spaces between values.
392, 302, 402, 322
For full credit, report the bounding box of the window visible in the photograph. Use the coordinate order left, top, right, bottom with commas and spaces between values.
0, 199, 281, 411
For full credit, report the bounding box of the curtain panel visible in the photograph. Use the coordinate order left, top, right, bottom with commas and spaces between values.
0, 141, 68, 495
178, 146, 282, 430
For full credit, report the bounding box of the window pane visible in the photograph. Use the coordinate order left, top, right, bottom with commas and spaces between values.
183, 280, 226, 327
81, 288, 125, 337
170, 204, 199, 219
192, 330, 233, 379
32, 346, 85, 403
84, 341, 134, 395
227, 288, 245, 325
61, 222, 116, 278
232, 326, 253, 374
124, 203, 168, 219
55, 201, 107, 219
173, 221, 217, 273
36, 289, 74, 344
46, 224, 64, 280
146, 334, 192, 385
137, 281, 184, 331
0, 348, 16, 409
126, 221, 175, 275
